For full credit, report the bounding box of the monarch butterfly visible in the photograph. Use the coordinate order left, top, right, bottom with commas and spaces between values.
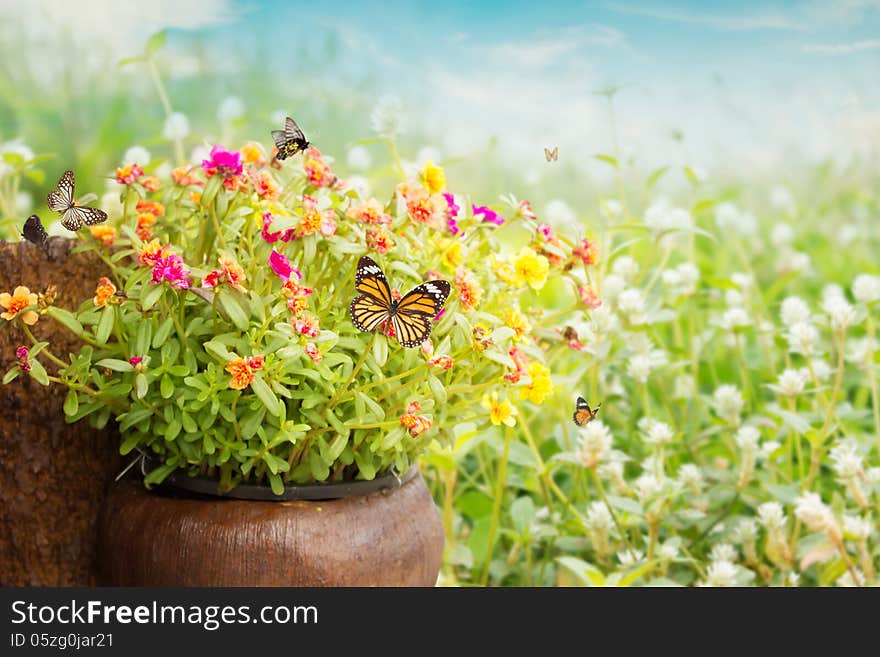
271, 115, 310, 161
349, 256, 451, 348
573, 396, 601, 426
544, 146, 558, 162
22, 214, 49, 252
46, 170, 107, 231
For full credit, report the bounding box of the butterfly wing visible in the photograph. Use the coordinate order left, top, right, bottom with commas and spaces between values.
350, 256, 394, 333
60, 206, 107, 232
349, 295, 391, 332
573, 397, 600, 426
392, 280, 452, 347
47, 169, 75, 213
22, 214, 48, 249
544, 148, 551, 161
272, 116, 309, 160
284, 116, 306, 141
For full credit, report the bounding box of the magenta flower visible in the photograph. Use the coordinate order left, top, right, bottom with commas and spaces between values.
269, 249, 301, 281
151, 254, 192, 290
129, 356, 143, 367
537, 223, 554, 240
447, 217, 463, 236
472, 205, 504, 226
261, 212, 281, 243
292, 313, 320, 338
202, 145, 243, 180
15, 346, 30, 373
443, 193, 459, 218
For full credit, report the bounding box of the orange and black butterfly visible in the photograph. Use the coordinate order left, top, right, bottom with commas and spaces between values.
349, 256, 451, 348
573, 396, 601, 426
271, 115, 310, 161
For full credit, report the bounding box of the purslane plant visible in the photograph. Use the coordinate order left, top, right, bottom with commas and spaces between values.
3, 141, 598, 493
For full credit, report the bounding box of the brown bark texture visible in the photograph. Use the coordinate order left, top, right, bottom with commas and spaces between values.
0, 238, 119, 585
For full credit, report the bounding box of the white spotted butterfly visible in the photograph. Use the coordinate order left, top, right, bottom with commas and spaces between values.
46, 170, 108, 231
349, 256, 451, 348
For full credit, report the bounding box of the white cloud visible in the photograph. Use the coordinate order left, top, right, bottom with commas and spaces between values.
605, 2, 808, 31
803, 39, 880, 53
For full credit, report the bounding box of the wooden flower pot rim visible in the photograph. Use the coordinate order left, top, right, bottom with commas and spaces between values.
140, 455, 418, 501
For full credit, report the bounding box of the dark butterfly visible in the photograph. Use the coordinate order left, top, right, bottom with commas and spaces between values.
46, 170, 108, 231
573, 396, 601, 427
21, 214, 49, 252
271, 115, 310, 161
349, 256, 451, 348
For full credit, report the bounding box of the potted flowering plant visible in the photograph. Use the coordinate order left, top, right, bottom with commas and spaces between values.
3, 129, 599, 585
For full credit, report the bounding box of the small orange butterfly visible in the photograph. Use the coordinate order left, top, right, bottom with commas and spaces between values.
544, 146, 558, 162
573, 396, 601, 426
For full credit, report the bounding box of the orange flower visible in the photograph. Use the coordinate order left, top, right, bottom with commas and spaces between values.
142, 176, 160, 192
346, 198, 391, 225
136, 213, 157, 241
398, 183, 446, 230
203, 253, 247, 292
572, 238, 599, 266
253, 170, 279, 200
0, 286, 39, 325
366, 226, 394, 254
90, 225, 117, 246
172, 165, 202, 187
225, 357, 255, 390
93, 277, 117, 307
136, 200, 165, 217
399, 401, 433, 437
115, 163, 143, 185
454, 268, 482, 311
189, 191, 202, 205
240, 142, 266, 166
302, 147, 336, 188
137, 239, 168, 266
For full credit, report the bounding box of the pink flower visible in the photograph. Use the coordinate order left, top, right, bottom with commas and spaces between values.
472, 205, 504, 226
578, 284, 602, 309
151, 254, 192, 290
261, 212, 282, 243
247, 355, 264, 370
443, 193, 459, 218
115, 164, 144, 185
201, 145, 243, 180
433, 308, 446, 322
428, 355, 454, 371
320, 214, 337, 237
292, 313, 319, 338
305, 342, 322, 364
537, 223, 554, 240
129, 356, 143, 367
269, 250, 294, 280
517, 199, 537, 221
15, 346, 30, 373
447, 217, 463, 236
302, 147, 336, 188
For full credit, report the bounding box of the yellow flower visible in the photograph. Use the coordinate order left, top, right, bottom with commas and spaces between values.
442, 241, 464, 270
514, 246, 550, 291
225, 357, 255, 390
93, 277, 117, 307
491, 255, 520, 287
90, 225, 117, 246
482, 391, 517, 427
0, 286, 39, 325
240, 142, 265, 165
519, 362, 554, 405
503, 308, 532, 340
420, 160, 447, 195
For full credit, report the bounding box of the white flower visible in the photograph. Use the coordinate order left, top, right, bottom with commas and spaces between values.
823, 296, 857, 332
735, 518, 759, 544
585, 502, 614, 533
794, 493, 841, 541
677, 464, 703, 493
847, 337, 877, 368
720, 307, 751, 332
617, 288, 646, 325
217, 96, 244, 125
627, 350, 667, 384
713, 385, 744, 425
776, 250, 810, 275
598, 460, 626, 488
757, 502, 786, 531
770, 186, 796, 214
190, 144, 211, 164
163, 112, 190, 140
642, 419, 674, 447
122, 145, 150, 166
852, 274, 880, 304
822, 283, 846, 306
780, 296, 811, 327
577, 420, 613, 468
590, 305, 619, 337
843, 515, 872, 541
658, 541, 679, 561
715, 202, 757, 235
601, 274, 626, 305
346, 146, 372, 171
731, 272, 753, 290
735, 426, 760, 452
784, 571, 800, 587
829, 443, 863, 480
770, 223, 794, 247
644, 198, 691, 234
710, 543, 737, 563
775, 368, 808, 397
601, 199, 622, 219
677, 263, 700, 294
785, 321, 819, 357
617, 549, 645, 567
725, 289, 745, 308
701, 560, 738, 587
544, 199, 578, 231
628, 332, 654, 355
758, 440, 781, 461
673, 374, 694, 400
346, 175, 370, 198
837, 569, 866, 587
370, 95, 404, 138
612, 256, 640, 282
811, 359, 833, 382
100, 191, 123, 219
867, 467, 880, 484
634, 473, 662, 499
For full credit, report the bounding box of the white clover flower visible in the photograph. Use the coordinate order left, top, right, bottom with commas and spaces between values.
710, 543, 737, 564
784, 571, 800, 587
577, 420, 613, 468
775, 368, 808, 397
673, 374, 694, 400
785, 321, 819, 357
601, 274, 626, 305
617, 288, 647, 325
658, 542, 679, 561
715, 202, 757, 235
757, 502, 786, 531
370, 95, 404, 139
701, 560, 738, 587
217, 96, 244, 125
662, 268, 682, 292
677, 464, 703, 493
544, 199, 577, 231
829, 443, 863, 480
823, 296, 857, 332
122, 145, 150, 166
598, 460, 627, 491
585, 501, 614, 533
100, 191, 123, 220
837, 569, 866, 587
735, 426, 760, 452
642, 419, 674, 447
770, 186, 796, 214
346, 175, 370, 198
847, 337, 877, 368
634, 473, 662, 500
713, 385, 744, 425
644, 198, 691, 234
612, 256, 640, 282
720, 307, 752, 332
734, 518, 759, 544
628, 332, 654, 355
627, 350, 667, 384
346, 146, 372, 171
731, 272, 753, 290
811, 359, 833, 382
843, 515, 872, 541
617, 549, 645, 567
852, 274, 880, 305
601, 199, 622, 219
822, 284, 846, 306
770, 223, 794, 247
676, 263, 700, 295
794, 493, 841, 541
725, 289, 746, 308
163, 112, 190, 140
777, 250, 810, 275
590, 305, 619, 337
758, 440, 781, 461
780, 296, 811, 327
867, 467, 880, 484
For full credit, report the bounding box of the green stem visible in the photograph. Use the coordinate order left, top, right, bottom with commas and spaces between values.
481, 424, 512, 586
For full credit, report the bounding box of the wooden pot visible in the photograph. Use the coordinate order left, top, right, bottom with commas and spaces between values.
97, 469, 444, 586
